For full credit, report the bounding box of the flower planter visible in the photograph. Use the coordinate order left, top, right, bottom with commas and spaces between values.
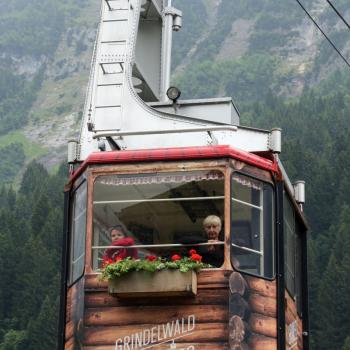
108, 270, 197, 297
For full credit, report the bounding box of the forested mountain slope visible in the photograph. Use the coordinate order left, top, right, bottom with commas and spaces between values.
0, 0, 350, 349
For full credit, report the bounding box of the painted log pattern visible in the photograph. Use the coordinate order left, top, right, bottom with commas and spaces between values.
64, 279, 85, 350
83, 343, 229, 350
66, 270, 304, 349
228, 272, 305, 350
85, 305, 228, 326
228, 272, 279, 349
285, 291, 303, 350
85, 288, 230, 307
79, 270, 230, 348
248, 335, 277, 350
84, 323, 228, 345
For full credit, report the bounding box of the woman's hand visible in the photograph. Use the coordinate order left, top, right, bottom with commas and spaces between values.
207, 239, 218, 252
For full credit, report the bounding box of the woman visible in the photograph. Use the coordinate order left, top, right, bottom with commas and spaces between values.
178, 215, 224, 267
200, 215, 224, 266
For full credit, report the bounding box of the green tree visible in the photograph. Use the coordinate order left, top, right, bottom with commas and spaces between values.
0, 330, 28, 350
342, 337, 350, 350
314, 206, 350, 350
27, 296, 59, 350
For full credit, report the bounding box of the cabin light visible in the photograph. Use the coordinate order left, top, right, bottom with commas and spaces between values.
293, 180, 305, 205
269, 128, 282, 153
172, 14, 182, 31
166, 86, 181, 103
67, 140, 78, 164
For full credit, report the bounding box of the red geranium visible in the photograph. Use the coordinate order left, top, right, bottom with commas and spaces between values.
102, 258, 114, 268
189, 249, 197, 255
115, 256, 123, 262
171, 254, 182, 261
146, 255, 157, 261
190, 253, 202, 262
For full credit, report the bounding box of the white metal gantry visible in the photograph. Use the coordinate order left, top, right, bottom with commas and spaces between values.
74, 0, 281, 161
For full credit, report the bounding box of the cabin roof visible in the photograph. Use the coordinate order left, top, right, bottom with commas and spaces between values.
69, 145, 278, 183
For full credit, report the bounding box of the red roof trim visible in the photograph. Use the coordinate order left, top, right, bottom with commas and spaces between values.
69, 145, 278, 182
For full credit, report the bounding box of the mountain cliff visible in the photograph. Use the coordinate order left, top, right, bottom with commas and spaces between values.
0, 0, 350, 179
0, 0, 349, 180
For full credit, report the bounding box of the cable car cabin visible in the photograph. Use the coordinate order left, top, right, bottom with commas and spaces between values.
59, 145, 309, 350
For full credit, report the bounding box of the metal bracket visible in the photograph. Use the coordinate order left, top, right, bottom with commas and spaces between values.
207, 131, 218, 145
99, 62, 124, 75
269, 128, 282, 153
104, 0, 112, 11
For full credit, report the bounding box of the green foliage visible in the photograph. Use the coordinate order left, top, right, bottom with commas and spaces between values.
26, 296, 59, 350
249, 31, 298, 52
175, 55, 284, 104
0, 143, 25, 186
342, 337, 350, 350
19, 161, 48, 196
0, 329, 28, 350
241, 90, 350, 349
172, 0, 207, 68
0, 132, 46, 160
313, 29, 349, 71
0, 161, 65, 348
0, 0, 91, 136
0, 69, 42, 136
0, 0, 84, 57
314, 206, 350, 350
100, 254, 212, 280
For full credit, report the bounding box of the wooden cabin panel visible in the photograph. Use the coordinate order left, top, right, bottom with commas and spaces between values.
64, 337, 75, 350
84, 274, 108, 290
66, 288, 72, 322
248, 293, 276, 317
85, 288, 230, 307
85, 305, 228, 326
248, 335, 277, 350
285, 291, 303, 349
83, 343, 228, 350
83, 322, 228, 346
83, 271, 230, 348
197, 269, 229, 285
249, 313, 277, 338
244, 276, 277, 298
84, 270, 229, 291
65, 320, 74, 341
227, 273, 277, 349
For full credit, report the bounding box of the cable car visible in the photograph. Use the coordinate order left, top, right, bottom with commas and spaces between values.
59, 1, 309, 349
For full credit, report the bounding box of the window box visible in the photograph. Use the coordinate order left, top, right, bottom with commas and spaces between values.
108, 270, 197, 297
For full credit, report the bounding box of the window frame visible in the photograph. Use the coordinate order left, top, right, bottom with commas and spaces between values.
88, 162, 229, 270
230, 170, 276, 280
68, 179, 87, 286
284, 189, 306, 317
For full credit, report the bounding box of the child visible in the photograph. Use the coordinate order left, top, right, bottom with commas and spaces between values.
102, 225, 138, 264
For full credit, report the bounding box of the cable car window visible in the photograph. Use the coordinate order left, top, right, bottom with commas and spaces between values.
92, 170, 225, 270
231, 173, 275, 279
284, 194, 295, 295
295, 220, 303, 315
69, 181, 87, 285
284, 192, 303, 315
